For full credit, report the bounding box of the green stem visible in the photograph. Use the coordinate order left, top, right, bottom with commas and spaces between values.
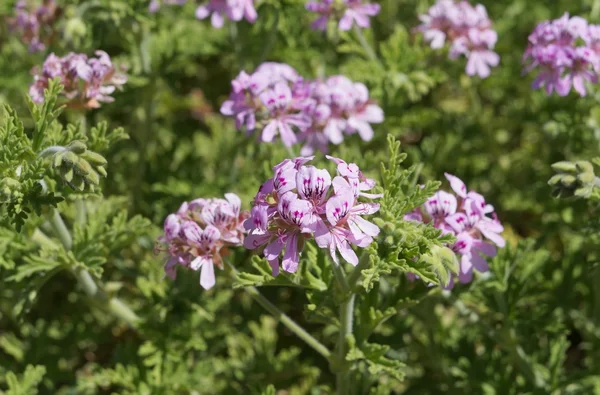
333, 263, 355, 395
347, 253, 371, 291
49, 208, 72, 249
353, 25, 382, 68
226, 262, 331, 359
47, 208, 141, 328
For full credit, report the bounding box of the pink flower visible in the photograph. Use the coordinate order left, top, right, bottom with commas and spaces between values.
417, 0, 499, 79
524, 13, 600, 96
29, 51, 127, 109
306, 0, 380, 32
157, 193, 249, 289
244, 156, 381, 274
221, 65, 383, 154
319, 188, 380, 265
404, 173, 504, 288
9, 0, 59, 53
195, 0, 257, 28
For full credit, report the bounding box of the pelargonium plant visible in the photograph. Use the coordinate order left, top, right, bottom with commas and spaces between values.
417, 0, 499, 78
29, 51, 127, 108
243, 155, 382, 275
523, 13, 600, 96
306, 0, 381, 31
149, 0, 257, 28
405, 173, 505, 288
9, 0, 60, 53
220, 62, 383, 154
157, 193, 248, 289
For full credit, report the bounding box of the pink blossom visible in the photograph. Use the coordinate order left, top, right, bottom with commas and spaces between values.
244, 156, 381, 274
524, 13, 600, 96
221, 65, 383, 154
306, 0, 380, 31
417, 0, 499, 79
29, 51, 127, 109
9, 0, 59, 53
404, 173, 504, 288
195, 0, 257, 28
157, 193, 249, 289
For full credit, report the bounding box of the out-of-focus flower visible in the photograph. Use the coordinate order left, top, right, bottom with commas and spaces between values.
523, 13, 600, 96
221, 63, 383, 154
29, 51, 127, 109
405, 173, 504, 288
244, 156, 381, 275
9, 0, 61, 53
306, 0, 380, 31
416, 0, 499, 78
157, 193, 249, 289
149, 0, 257, 28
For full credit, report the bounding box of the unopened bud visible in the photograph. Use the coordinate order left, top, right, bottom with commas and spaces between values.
575, 161, 594, 174
560, 175, 577, 188
96, 166, 107, 177
67, 141, 87, 154
551, 161, 577, 174
80, 151, 107, 166
577, 172, 595, 184
61, 167, 74, 183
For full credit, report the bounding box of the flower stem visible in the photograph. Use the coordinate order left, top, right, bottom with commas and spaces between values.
347, 252, 371, 291
332, 263, 356, 394
226, 261, 331, 359
353, 25, 382, 68
47, 207, 141, 328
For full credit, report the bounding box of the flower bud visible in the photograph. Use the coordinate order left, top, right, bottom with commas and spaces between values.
80, 151, 107, 166
551, 161, 578, 174
67, 140, 87, 154
576, 161, 594, 175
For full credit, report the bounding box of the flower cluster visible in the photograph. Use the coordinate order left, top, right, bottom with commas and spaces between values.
29, 51, 127, 108
306, 0, 381, 31
404, 173, 505, 288
417, 0, 499, 78
9, 0, 60, 53
221, 62, 384, 155
523, 13, 600, 97
149, 0, 257, 28
244, 156, 381, 275
157, 193, 248, 289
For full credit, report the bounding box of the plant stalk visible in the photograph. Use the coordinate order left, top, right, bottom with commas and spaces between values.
226, 261, 331, 359
332, 262, 356, 394
353, 25, 383, 68
47, 207, 141, 328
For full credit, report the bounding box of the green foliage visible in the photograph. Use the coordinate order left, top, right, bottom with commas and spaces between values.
2, 0, 600, 394
2, 365, 46, 395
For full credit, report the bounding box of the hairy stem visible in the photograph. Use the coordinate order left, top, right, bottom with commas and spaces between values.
47, 208, 141, 328
333, 263, 356, 395
353, 25, 382, 68
226, 261, 331, 359
347, 253, 371, 291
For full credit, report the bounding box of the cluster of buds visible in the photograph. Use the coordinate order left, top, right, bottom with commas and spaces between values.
221, 62, 383, 155
149, 0, 257, 28
416, 0, 499, 78
29, 51, 127, 109
405, 173, 505, 289
523, 13, 600, 96
244, 156, 381, 275
9, 0, 61, 53
157, 194, 248, 289
549, 160, 598, 199
305, 0, 381, 31
40, 141, 108, 192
